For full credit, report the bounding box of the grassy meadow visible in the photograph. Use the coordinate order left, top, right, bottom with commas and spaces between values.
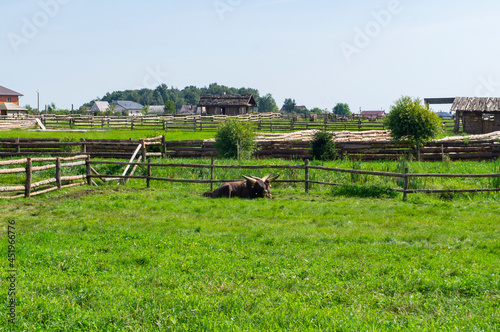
1, 167, 500, 330
1, 127, 499, 330
0, 128, 213, 141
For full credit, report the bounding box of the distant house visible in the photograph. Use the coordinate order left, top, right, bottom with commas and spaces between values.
112, 101, 144, 116
90, 101, 110, 114
360, 110, 386, 119
179, 105, 197, 114
147, 105, 165, 115
436, 111, 453, 119
451, 97, 500, 134
197, 94, 257, 116
0, 85, 23, 105
0, 102, 29, 117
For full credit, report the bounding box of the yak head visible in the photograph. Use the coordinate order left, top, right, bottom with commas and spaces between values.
243, 174, 279, 198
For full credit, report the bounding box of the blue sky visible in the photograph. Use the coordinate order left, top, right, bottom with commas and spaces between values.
2, 0, 500, 112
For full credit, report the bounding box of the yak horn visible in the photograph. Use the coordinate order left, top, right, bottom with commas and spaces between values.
261, 174, 271, 182
267, 175, 279, 183
243, 176, 257, 184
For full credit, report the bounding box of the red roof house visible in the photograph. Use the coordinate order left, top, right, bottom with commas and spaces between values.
0, 85, 23, 105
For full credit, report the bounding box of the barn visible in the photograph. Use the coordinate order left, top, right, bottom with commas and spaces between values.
197, 94, 257, 116
451, 97, 500, 134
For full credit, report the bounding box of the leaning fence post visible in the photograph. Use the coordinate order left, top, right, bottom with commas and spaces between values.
147, 158, 151, 188
305, 159, 310, 194
56, 157, 62, 190
25, 158, 32, 198
86, 156, 92, 186
210, 157, 215, 191
403, 167, 409, 201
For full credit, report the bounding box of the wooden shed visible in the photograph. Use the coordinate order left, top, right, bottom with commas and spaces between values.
451, 97, 500, 134
197, 94, 257, 116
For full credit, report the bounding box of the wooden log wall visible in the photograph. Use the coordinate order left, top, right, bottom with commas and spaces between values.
1, 137, 498, 161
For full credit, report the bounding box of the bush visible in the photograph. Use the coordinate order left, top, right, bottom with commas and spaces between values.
385, 96, 442, 148
214, 119, 256, 159
60, 135, 81, 153
310, 131, 337, 161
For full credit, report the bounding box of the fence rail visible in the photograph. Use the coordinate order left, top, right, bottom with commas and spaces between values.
2, 156, 499, 200
1, 114, 457, 133
0, 155, 88, 199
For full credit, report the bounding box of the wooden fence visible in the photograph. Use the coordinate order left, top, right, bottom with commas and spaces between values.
2, 114, 457, 133
0, 155, 88, 199
2, 157, 499, 200
87, 159, 500, 201
1, 136, 499, 161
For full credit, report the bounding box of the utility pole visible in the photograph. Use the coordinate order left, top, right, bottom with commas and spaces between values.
37, 90, 40, 114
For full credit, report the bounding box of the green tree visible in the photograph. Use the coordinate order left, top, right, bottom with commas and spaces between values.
332, 103, 351, 116
258, 94, 278, 113
164, 99, 176, 114
282, 98, 296, 113
214, 119, 256, 159
385, 96, 442, 149
141, 105, 150, 116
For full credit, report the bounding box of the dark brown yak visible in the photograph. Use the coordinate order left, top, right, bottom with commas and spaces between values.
203, 174, 279, 199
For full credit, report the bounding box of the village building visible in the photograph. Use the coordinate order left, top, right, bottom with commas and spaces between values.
89, 101, 110, 114
0, 85, 23, 105
0, 102, 29, 117
147, 105, 166, 115
360, 110, 386, 119
451, 97, 500, 134
197, 94, 257, 116
179, 105, 197, 114
111, 100, 144, 116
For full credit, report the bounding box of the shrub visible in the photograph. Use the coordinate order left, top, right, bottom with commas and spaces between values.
60, 135, 80, 153
214, 119, 256, 159
310, 131, 337, 161
385, 96, 442, 148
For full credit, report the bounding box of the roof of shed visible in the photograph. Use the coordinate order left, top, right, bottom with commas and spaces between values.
451, 97, 500, 113
0, 103, 28, 111
0, 86, 23, 96
197, 94, 257, 107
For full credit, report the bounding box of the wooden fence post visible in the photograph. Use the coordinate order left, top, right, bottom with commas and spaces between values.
403, 167, 409, 201
25, 158, 32, 198
81, 139, 87, 154
147, 158, 151, 188
141, 140, 147, 160
161, 135, 166, 158
305, 159, 310, 194
210, 157, 215, 191
16, 138, 20, 154
131, 118, 134, 130
56, 157, 62, 190
86, 156, 92, 186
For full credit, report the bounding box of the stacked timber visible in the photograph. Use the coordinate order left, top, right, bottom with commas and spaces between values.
0, 120, 37, 131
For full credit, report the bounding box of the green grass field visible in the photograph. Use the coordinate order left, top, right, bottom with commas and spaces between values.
0, 129, 213, 141
1, 181, 499, 331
